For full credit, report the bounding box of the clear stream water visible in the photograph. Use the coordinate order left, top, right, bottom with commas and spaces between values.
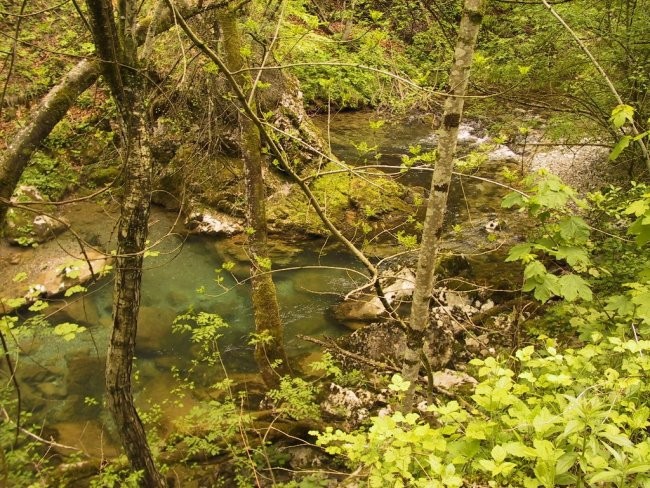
12, 113, 517, 455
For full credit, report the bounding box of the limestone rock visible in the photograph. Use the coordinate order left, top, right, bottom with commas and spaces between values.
332, 267, 416, 326
185, 205, 243, 236
432, 369, 477, 394
4, 186, 68, 245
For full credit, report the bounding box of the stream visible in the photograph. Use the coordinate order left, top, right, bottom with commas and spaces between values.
7, 113, 520, 456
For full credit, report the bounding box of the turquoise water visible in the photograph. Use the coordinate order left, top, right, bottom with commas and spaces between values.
13, 113, 517, 453
15, 215, 362, 443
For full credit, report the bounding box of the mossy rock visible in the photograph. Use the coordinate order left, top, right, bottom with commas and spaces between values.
267, 164, 416, 240
84, 164, 121, 187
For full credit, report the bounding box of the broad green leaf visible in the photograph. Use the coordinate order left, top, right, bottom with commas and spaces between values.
12, 272, 27, 283
503, 442, 537, 459
598, 432, 633, 447
605, 294, 632, 314
28, 300, 49, 312
628, 217, 650, 245
625, 199, 649, 217
502, 191, 527, 209
64, 285, 87, 297
3, 297, 26, 308
533, 408, 558, 435
588, 469, 623, 484
558, 274, 593, 302
555, 453, 578, 475
558, 217, 590, 243
506, 243, 534, 263
554, 246, 590, 268
524, 261, 547, 280
491, 445, 507, 463
53, 322, 87, 341
465, 421, 488, 440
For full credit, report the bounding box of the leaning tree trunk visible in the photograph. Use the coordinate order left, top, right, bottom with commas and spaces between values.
402, 0, 485, 410
218, 9, 291, 388
84, 0, 165, 485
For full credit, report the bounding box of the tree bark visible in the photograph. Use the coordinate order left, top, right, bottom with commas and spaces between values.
402, 0, 485, 410
218, 9, 290, 388
84, 0, 165, 485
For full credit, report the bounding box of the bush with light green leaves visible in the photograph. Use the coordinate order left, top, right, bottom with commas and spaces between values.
314, 174, 650, 487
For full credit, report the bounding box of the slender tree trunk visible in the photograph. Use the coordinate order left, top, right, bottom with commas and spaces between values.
84, 0, 165, 485
402, 0, 485, 410
218, 9, 290, 388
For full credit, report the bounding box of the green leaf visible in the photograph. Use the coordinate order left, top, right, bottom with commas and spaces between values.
64, 285, 87, 297
506, 243, 534, 263
610, 104, 635, 129
597, 432, 633, 447
558, 274, 593, 302
28, 300, 49, 312
3, 297, 26, 308
491, 445, 507, 464
12, 272, 27, 283
628, 217, 650, 245
624, 198, 649, 217
524, 261, 547, 280
465, 421, 488, 440
502, 191, 527, 209
609, 135, 632, 160
558, 217, 590, 243
554, 246, 590, 268
555, 453, 578, 475
53, 322, 86, 341
588, 469, 623, 484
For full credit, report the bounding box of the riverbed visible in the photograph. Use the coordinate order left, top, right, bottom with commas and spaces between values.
2, 112, 522, 456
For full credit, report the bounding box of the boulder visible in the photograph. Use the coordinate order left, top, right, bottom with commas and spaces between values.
332, 267, 415, 327
4, 186, 68, 246
185, 205, 243, 236
0, 244, 112, 314
136, 306, 178, 355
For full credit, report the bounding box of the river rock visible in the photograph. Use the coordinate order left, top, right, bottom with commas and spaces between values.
51, 421, 120, 457
337, 321, 406, 368
488, 144, 519, 162
286, 445, 326, 470
55, 296, 101, 326
65, 352, 105, 394
31, 249, 111, 298
136, 306, 178, 355
322, 383, 375, 427
332, 267, 415, 326
4, 186, 68, 245
185, 205, 243, 236
432, 369, 477, 394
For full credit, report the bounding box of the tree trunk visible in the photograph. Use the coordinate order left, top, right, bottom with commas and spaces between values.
84, 0, 165, 485
402, 0, 485, 410
218, 9, 291, 388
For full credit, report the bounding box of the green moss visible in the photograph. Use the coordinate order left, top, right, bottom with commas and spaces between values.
268, 164, 414, 239
21, 151, 78, 200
